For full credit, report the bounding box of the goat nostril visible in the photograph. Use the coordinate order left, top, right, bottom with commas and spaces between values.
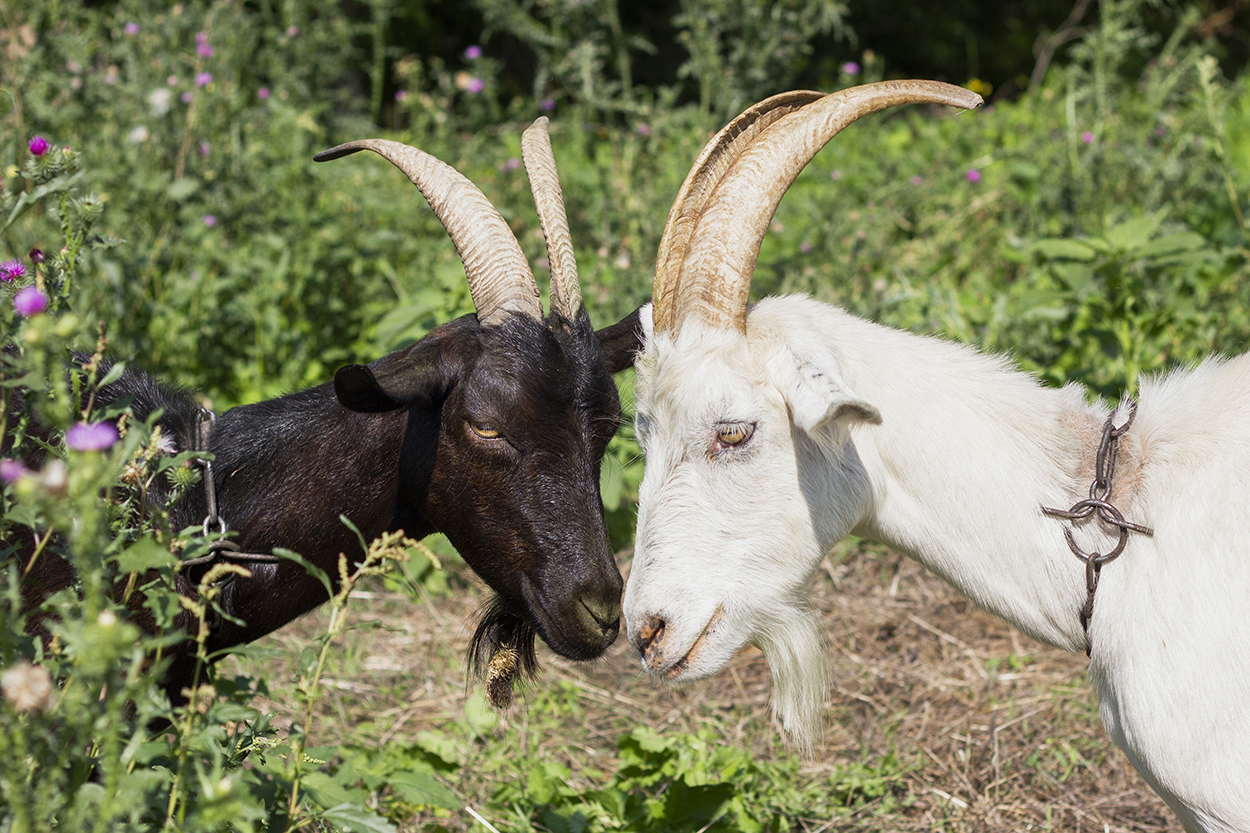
579, 596, 621, 632
634, 615, 666, 656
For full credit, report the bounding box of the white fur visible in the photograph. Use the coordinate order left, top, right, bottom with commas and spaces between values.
623, 297, 1250, 832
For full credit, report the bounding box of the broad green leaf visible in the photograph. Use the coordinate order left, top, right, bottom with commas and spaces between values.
319, 802, 398, 833
1104, 215, 1156, 252
388, 771, 461, 809
114, 539, 176, 572
167, 177, 200, 201
1031, 238, 1097, 261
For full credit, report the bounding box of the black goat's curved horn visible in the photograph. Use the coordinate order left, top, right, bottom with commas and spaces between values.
315, 139, 542, 326
521, 117, 581, 321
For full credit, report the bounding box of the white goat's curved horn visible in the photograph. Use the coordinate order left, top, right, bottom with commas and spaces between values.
661, 80, 983, 335
653, 90, 826, 333
315, 138, 542, 327
522, 117, 582, 321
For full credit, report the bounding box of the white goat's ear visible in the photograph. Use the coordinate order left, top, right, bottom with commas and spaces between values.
769, 346, 881, 433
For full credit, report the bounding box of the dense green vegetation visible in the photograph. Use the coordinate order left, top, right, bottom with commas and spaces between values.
1, 0, 1247, 829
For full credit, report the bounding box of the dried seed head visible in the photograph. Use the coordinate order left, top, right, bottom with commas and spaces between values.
485, 644, 519, 711
1, 662, 55, 713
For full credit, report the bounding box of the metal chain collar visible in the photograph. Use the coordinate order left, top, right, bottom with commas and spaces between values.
179, 409, 281, 581
1042, 401, 1153, 656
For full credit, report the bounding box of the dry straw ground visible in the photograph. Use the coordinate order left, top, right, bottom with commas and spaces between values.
233, 542, 1183, 832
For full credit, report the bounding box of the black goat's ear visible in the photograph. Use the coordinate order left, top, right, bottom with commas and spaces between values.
335, 364, 404, 413
594, 304, 646, 375
335, 356, 449, 413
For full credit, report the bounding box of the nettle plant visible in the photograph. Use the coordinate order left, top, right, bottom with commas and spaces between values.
0, 139, 414, 832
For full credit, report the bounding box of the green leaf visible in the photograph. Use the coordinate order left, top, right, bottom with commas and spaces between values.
1136, 231, 1207, 258
318, 803, 398, 833
114, 539, 176, 572
97, 361, 128, 388
1104, 215, 1156, 253
1031, 238, 1097, 261
274, 547, 333, 598
301, 772, 369, 811
388, 771, 461, 809
167, 177, 201, 201
2, 171, 85, 232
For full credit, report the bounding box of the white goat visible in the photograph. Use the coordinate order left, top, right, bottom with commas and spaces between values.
622, 81, 1250, 832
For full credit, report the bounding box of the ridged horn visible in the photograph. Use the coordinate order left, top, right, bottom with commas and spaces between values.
657, 80, 983, 335
522, 117, 582, 320
315, 138, 542, 327
652, 90, 826, 334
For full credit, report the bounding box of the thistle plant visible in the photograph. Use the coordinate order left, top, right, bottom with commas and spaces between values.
0, 140, 414, 832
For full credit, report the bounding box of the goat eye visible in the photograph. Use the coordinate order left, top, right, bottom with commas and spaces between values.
715, 422, 754, 448
470, 422, 501, 439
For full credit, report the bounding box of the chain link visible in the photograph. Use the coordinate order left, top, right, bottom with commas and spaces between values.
1042, 401, 1153, 656
182, 410, 280, 594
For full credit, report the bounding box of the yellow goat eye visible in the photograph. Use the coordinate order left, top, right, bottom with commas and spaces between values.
715, 422, 753, 448
470, 422, 501, 439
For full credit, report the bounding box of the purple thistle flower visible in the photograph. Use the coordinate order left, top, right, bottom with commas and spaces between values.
636, 122, 651, 136
910, 174, 923, 186
13, 287, 47, 316
0, 459, 28, 484
287, 25, 299, 37
503, 157, 521, 171
29, 248, 43, 264
540, 98, 555, 111
0, 260, 25, 282
799, 241, 812, 254
28, 136, 48, 157
195, 72, 212, 87
203, 214, 216, 228
966, 169, 981, 183
466, 77, 484, 94
66, 422, 118, 452
842, 61, 860, 75
196, 31, 208, 45
197, 43, 213, 58
464, 45, 482, 60
199, 141, 210, 157
394, 90, 409, 102
124, 22, 139, 35
181, 91, 194, 104
1081, 131, 1094, 143
257, 87, 270, 100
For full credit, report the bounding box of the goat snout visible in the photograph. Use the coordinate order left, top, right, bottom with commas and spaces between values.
633, 614, 667, 663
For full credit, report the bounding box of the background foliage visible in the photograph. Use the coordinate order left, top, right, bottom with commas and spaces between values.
1, 0, 1248, 829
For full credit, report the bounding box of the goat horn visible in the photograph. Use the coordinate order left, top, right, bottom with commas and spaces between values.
652, 90, 827, 334
658, 80, 983, 335
522, 117, 582, 321
315, 138, 542, 327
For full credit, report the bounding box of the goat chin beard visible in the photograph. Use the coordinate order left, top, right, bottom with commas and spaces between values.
468, 596, 539, 711
752, 607, 828, 755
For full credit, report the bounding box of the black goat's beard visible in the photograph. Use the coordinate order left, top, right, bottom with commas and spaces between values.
469, 595, 538, 710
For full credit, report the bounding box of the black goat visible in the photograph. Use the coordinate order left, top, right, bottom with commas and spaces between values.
12, 119, 643, 702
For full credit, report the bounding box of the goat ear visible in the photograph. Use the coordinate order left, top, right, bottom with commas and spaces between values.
594, 304, 647, 374
335, 346, 457, 413
769, 346, 881, 434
